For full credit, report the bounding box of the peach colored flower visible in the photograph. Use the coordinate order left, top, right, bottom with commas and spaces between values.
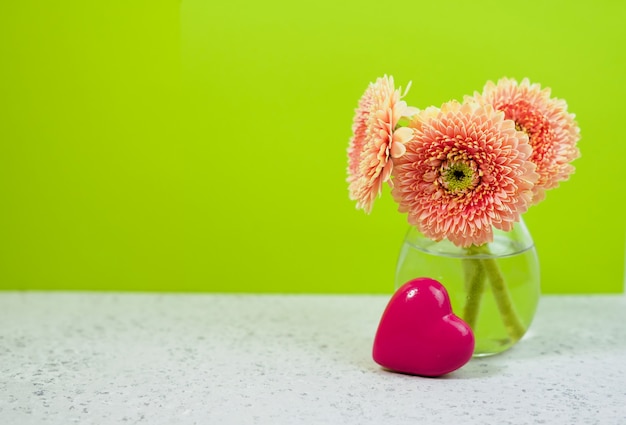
347, 75, 415, 213
467, 78, 580, 203
391, 101, 539, 247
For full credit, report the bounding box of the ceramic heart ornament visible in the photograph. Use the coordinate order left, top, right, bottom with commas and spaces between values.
373, 277, 475, 377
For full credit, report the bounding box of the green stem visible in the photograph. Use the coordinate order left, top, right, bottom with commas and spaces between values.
481, 255, 526, 342
462, 247, 486, 331
462, 244, 526, 343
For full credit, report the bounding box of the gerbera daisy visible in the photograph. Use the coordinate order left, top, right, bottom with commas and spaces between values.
467, 78, 580, 203
347, 75, 415, 213
391, 101, 538, 247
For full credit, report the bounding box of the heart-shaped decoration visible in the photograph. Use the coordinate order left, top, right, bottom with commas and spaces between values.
373, 277, 475, 377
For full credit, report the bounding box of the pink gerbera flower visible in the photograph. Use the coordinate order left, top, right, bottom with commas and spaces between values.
347, 75, 415, 213
391, 101, 539, 247
468, 78, 580, 203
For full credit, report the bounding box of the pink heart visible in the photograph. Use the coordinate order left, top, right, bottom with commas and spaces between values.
373, 277, 475, 377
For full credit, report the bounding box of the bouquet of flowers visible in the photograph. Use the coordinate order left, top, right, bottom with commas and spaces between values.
347, 76, 580, 352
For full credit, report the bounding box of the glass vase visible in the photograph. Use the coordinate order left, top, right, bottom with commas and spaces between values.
394, 218, 540, 357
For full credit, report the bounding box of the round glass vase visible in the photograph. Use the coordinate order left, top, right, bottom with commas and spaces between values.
394, 219, 540, 357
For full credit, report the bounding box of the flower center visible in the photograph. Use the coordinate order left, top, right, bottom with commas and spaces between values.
439, 160, 479, 194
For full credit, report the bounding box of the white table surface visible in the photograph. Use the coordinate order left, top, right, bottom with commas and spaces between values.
0, 292, 625, 425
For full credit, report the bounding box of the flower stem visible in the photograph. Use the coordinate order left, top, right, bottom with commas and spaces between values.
481, 256, 526, 342
462, 247, 486, 331
462, 244, 526, 343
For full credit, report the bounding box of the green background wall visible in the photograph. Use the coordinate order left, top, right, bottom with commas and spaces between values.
1, 0, 624, 293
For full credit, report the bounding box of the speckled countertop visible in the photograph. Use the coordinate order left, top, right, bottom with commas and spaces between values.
0, 292, 625, 425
